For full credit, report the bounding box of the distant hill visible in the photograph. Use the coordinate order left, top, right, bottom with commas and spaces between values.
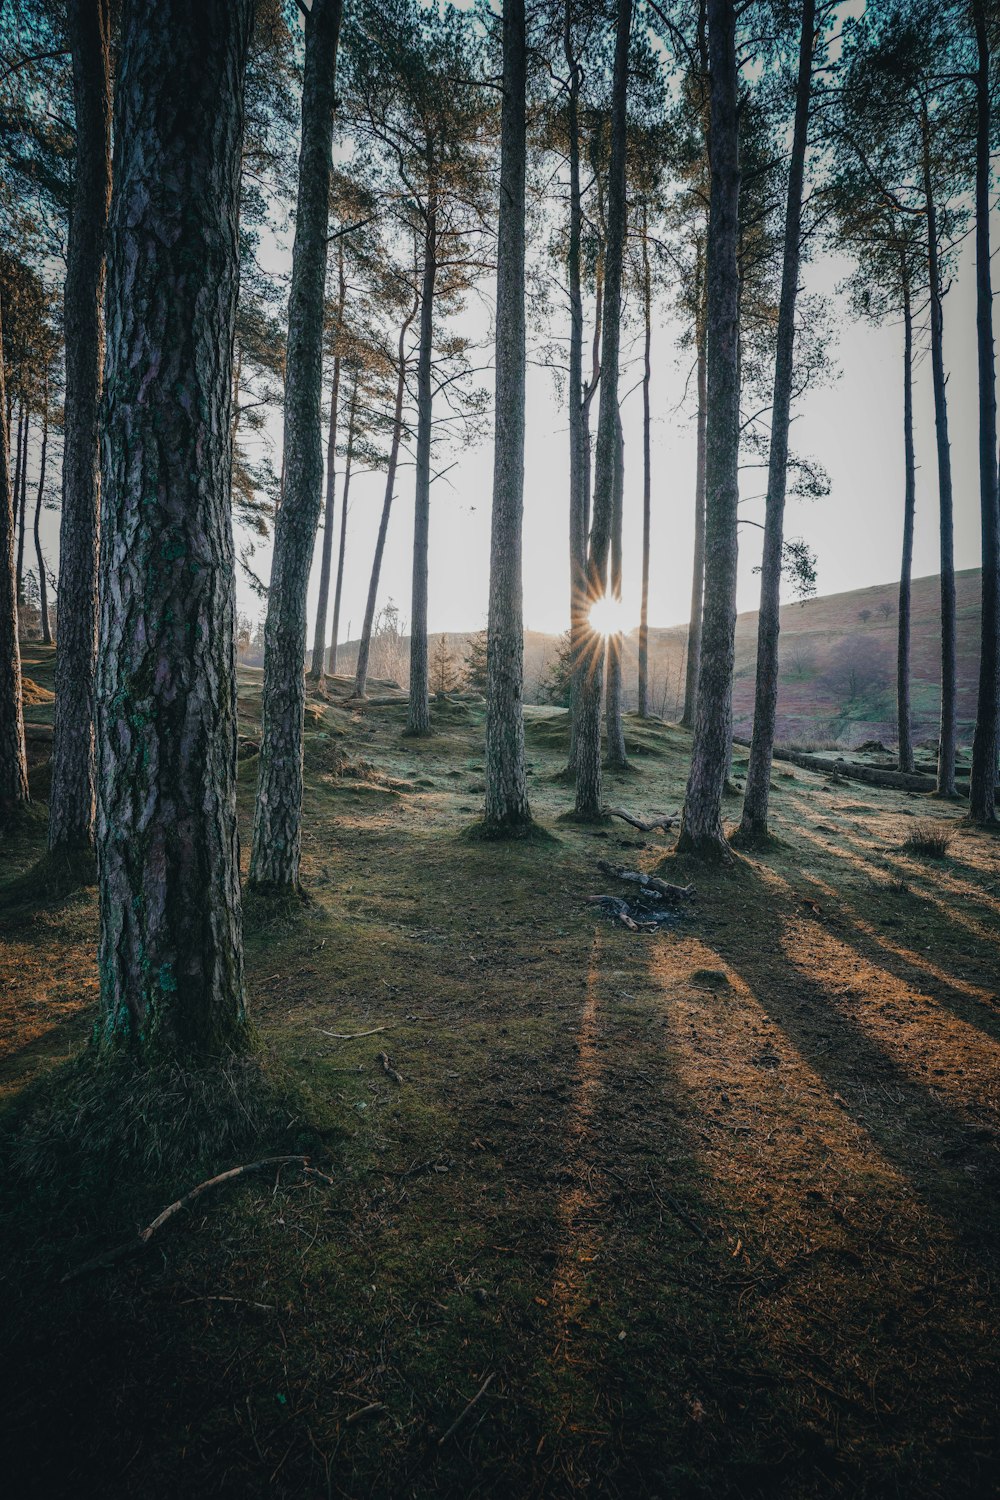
325, 568, 983, 751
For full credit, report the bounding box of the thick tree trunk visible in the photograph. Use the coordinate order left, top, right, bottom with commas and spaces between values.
354, 297, 416, 699
250, 0, 342, 890
681, 256, 707, 729
96, 0, 252, 1056
605, 407, 628, 767
739, 0, 814, 838
328, 371, 357, 675
32, 399, 51, 644
970, 0, 1000, 825
565, 1, 588, 769
676, 0, 741, 856
0, 296, 29, 826
921, 112, 957, 798
407, 190, 437, 738
897, 258, 916, 774
484, 0, 531, 832
309, 244, 345, 682
637, 206, 652, 719
49, 0, 112, 853
574, 0, 631, 819
15, 411, 28, 607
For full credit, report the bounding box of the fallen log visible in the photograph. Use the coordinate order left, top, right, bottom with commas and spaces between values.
597, 861, 694, 902
730, 737, 937, 793
607, 806, 679, 833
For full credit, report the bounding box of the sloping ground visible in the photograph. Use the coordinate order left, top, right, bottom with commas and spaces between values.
1, 685, 999, 1497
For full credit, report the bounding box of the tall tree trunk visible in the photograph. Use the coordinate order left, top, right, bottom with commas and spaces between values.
50, 0, 112, 853
354, 295, 417, 699
637, 204, 652, 718
921, 110, 958, 798
15, 411, 28, 608
484, 0, 531, 832
328, 371, 357, 676
250, 0, 342, 890
32, 396, 51, 644
605, 406, 628, 767
574, 0, 631, 819
681, 246, 707, 729
0, 296, 29, 826
565, 0, 588, 768
11, 404, 24, 591
897, 255, 916, 775
676, 0, 741, 856
406, 183, 437, 738
309, 242, 345, 682
739, 0, 814, 839
971, 0, 1000, 824
96, 0, 252, 1055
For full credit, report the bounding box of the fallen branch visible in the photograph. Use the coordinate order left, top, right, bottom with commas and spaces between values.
316, 1025, 390, 1040
607, 806, 679, 833
586, 895, 659, 932
346, 1402, 388, 1424
437, 1372, 495, 1447
378, 1051, 403, 1086
62, 1156, 308, 1282
597, 861, 694, 902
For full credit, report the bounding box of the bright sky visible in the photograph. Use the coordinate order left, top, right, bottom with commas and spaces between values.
251, 220, 987, 648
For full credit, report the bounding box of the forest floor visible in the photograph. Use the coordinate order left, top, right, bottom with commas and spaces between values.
2, 643, 999, 1499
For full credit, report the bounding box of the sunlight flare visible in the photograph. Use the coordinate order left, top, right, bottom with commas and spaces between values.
588, 594, 631, 637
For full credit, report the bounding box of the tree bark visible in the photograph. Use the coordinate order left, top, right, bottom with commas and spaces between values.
681, 245, 707, 729
96, 0, 252, 1056
484, 0, 531, 832
354, 295, 417, 699
677, 0, 741, 856
328, 370, 357, 676
32, 395, 50, 644
574, 0, 631, 818
15, 410, 28, 608
49, 0, 112, 853
921, 108, 957, 798
605, 407, 628, 767
970, 0, 1000, 824
0, 294, 29, 826
739, 0, 814, 838
11, 404, 24, 601
309, 243, 345, 682
406, 184, 437, 737
637, 203, 652, 719
897, 254, 916, 774
565, 0, 588, 767
250, 0, 342, 889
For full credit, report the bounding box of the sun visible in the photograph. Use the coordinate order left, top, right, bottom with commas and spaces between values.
588, 594, 631, 637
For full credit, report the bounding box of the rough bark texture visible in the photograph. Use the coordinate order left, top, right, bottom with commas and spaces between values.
250, 0, 342, 888
49, 0, 112, 852
897, 259, 916, 774
921, 113, 957, 798
407, 194, 437, 737
354, 298, 416, 699
0, 295, 29, 825
565, 2, 588, 766
328, 372, 357, 675
32, 401, 51, 644
96, 0, 252, 1055
605, 408, 628, 767
681, 257, 707, 729
739, 0, 814, 838
484, 0, 531, 832
574, 0, 631, 819
309, 246, 345, 682
970, 0, 1000, 824
15, 411, 28, 605
637, 206, 652, 718
677, 0, 741, 856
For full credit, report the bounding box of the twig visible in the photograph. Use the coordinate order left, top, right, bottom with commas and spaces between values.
179, 1294, 274, 1312
378, 1052, 403, 1085
62, 1156, 308, 1282
437, 1372, 495, 1447
316, 1025, 390, 1040
597, 860, 694, 901
346, 1402, 388, 1424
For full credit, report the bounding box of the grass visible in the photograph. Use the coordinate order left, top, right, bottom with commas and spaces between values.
1, 650, 999, 1498
902, 821, 954, 859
